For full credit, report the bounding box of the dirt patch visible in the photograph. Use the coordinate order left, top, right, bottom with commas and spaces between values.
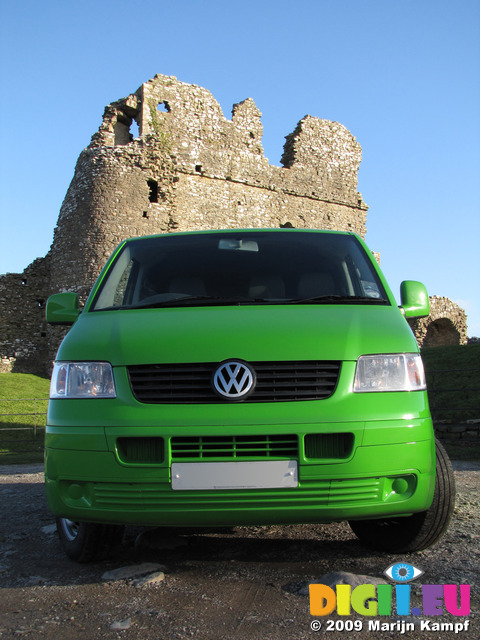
0, 463, 478, 639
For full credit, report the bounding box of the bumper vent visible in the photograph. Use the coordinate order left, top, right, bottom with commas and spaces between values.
171, 435, 298, 460
304, 433, 354, 460
117, 437, 164, 464
128, 361, 341, 404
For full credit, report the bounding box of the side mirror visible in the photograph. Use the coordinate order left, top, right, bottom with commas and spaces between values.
399, 281, 429, 318
46, 293, 80, 325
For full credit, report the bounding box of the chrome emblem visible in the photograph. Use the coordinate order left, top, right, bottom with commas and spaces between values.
212, 360, 256, 400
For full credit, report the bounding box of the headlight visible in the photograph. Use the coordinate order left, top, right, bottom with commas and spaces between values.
354, 354, 426, 392
50, 362, 116, 398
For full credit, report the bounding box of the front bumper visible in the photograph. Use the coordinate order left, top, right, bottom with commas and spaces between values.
44, 420, 435, 527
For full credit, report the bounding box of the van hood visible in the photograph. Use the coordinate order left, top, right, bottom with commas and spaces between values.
57, 304, 418, 365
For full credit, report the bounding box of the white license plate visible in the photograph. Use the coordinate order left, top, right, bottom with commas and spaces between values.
171, 460, 298, 490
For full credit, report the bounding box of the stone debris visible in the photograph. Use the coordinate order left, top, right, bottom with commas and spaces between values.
41, 524, 57, 535
287, 571, 387, 596
314, 570, 387, 588
102, 562, 166, 582
25, 575, 47, 586
110, 618, 132, 630
131, 571, 166, 588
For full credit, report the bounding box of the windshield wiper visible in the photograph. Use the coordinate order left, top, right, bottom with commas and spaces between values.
111, 295, 275, 310
96, 294, 389, 311
286, 295, 389, 305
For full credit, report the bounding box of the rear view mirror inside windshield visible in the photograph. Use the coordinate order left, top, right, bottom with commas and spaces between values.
218, 238, 259, 252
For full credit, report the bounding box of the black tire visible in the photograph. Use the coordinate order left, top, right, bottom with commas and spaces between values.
56, 517, 124, 563
348, 439, 455, 553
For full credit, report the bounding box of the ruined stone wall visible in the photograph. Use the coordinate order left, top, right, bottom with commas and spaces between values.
49, 75, 367, 306
0, 74, 468, 374
0, 255, 51, 373
408, 296, 468, 347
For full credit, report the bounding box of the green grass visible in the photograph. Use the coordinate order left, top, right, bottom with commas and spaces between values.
1, 372, 50, 397
0, 373, 50, 465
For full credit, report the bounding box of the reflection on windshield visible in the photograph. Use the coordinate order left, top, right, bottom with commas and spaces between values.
91, 231, 389, 311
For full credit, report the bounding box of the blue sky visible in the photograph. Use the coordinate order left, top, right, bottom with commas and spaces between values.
1, 0, 479, 335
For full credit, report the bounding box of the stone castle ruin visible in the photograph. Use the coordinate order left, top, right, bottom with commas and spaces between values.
0, 74, 467, 374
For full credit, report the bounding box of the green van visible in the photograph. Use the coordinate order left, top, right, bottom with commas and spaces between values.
44, 229, 455, 561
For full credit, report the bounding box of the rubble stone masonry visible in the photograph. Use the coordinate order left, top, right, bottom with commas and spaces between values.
0, 74, 467, 375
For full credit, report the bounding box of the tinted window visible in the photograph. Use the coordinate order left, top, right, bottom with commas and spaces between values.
91, 231, 388, 310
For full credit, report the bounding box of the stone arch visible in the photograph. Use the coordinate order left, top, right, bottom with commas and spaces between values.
408, 296, 468, 347
423, 317, 461, 347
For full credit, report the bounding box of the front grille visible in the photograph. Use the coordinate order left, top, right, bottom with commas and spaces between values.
128, 360, 341, 404
171, 435, 298, 459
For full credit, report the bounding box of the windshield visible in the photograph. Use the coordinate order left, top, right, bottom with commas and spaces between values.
90, 231, 389, 311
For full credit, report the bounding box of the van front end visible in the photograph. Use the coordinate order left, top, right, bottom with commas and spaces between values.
44, 229, 454, 560
44, 357, 436, 528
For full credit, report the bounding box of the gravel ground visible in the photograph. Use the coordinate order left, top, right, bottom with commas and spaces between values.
0, 461, 478, 640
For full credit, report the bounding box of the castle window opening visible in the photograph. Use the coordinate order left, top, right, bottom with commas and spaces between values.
157, 101, 171, 113
195, 165, 202, 173
114, 116, 134, 146
148, 179, 159, 203
131, 119, 139, 138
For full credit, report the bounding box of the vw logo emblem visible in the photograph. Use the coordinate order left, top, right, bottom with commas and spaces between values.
212, 360, 256, 401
